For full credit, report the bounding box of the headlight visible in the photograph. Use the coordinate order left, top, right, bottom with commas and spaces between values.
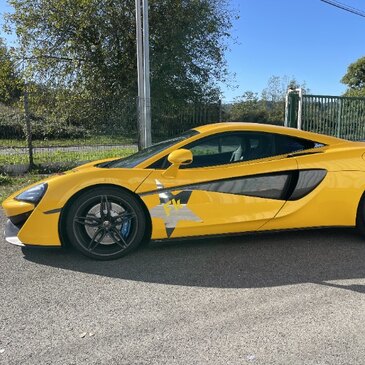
15, 183, 48, 204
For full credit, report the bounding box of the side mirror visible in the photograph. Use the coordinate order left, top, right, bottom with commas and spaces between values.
167, 149, 193, 166
162, 149, 193, 178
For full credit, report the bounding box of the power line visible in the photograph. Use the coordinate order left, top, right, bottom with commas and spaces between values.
320, 0, 365, 18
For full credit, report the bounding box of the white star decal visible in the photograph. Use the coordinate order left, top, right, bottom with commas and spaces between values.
149, 180, 202, 237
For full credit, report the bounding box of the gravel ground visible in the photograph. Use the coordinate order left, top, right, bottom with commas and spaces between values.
1, 209, 365, 364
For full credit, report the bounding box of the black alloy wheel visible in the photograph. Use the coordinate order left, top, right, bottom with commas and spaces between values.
64, 187, 147, 260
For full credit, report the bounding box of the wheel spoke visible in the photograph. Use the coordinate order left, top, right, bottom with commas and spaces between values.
109, 228, 128, 249
74, 214, 101, 227
88, 228, 106, 251
100, 195, 112, 219
113, 211, 135, 225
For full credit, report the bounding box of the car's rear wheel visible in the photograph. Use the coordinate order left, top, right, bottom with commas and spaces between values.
64, 187, 146, 260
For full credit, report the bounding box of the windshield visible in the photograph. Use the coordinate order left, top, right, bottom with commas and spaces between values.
99, 129, 200, 168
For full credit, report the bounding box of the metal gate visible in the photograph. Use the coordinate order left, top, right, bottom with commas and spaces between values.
285, 90, 365, 140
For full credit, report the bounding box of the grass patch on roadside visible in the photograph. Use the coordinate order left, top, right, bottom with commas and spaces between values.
0, 147, 137, 166
0, 135, 136, 148
0, 174, 46, 204
0, 147, 137, 203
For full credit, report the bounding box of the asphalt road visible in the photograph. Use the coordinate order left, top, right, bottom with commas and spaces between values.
1, 210, 365, 365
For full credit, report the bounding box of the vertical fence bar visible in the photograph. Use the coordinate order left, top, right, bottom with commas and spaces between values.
336, 98, 342, 137
218, 99, 222, 122
312, 96, 315, 133
354, 100, 358, 139
358, 102, 365, 139
329, 97, 336, 134
23, 84, 34, 169
345, 99, 348, 139
308, 95, 312, 132
353, 100, 358, 139
313, 96, 316, 132
343, 99, 348, 139
300, 95, 365, 140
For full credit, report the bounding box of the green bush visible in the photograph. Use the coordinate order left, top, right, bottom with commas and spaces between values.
0, 104, 23, 138
0, 104, 89, 140
0, 174, 11, 185
31, 119, 89, 139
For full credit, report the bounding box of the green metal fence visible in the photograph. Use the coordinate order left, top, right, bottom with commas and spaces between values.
287, 92, 365, 140
0, 96, 222, 173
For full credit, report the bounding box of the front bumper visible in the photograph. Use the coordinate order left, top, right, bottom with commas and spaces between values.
4, 219, 25, 247
2, 199, 62, 247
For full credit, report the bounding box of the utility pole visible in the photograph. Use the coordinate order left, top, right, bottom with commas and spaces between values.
135, 0, 152, 150
142, 0, 151, 148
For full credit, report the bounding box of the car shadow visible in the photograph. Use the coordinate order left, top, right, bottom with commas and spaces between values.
21, 227, 365, 292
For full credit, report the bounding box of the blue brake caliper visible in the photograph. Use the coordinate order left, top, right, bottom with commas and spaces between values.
120, 219, 131, 239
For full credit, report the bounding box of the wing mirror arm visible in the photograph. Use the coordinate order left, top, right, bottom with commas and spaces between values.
162, 149, 193, 178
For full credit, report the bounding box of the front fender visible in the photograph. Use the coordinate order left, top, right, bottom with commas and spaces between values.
6, 167, 153, 246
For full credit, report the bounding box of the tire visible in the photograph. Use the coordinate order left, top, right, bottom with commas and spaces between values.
356, 193, 365, 237
64, 186, 147, 260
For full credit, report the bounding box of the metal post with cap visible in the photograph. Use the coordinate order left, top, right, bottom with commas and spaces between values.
135, 0, 152, 150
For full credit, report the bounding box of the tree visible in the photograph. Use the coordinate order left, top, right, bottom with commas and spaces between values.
341, 57, 365, 97
261, 75, 309, 102
229, 91, 268, 123
261, 76, 309, 122
0, 38, 22, 105
6, 0, 234, 103
229, 76, 309, 124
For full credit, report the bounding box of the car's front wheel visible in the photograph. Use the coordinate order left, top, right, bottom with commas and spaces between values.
64, 186, 147, 260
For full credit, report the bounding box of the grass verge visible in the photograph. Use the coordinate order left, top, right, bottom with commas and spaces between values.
0, 147, 137, 203
0, 147, 137, 166
0, 135, 136, 148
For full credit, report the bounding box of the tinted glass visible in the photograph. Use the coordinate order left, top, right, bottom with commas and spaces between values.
184, 132, 277, 167
185, 134, 242, 168
241, 133, 275, 161
148, 131, 324, 169
100, 130, 199, 168
274, 134, 319, 155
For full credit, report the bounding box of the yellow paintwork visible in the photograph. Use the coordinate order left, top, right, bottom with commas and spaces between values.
3, 169, 152, 245
3, 199, 34, 217
3, 122, 365, 247
260, 171, 365, 231
137, 156, 298, 238
142, 191, 287, 239
19, 210, 61, 246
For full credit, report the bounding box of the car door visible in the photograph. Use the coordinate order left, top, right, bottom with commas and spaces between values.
136, 131, 298, 239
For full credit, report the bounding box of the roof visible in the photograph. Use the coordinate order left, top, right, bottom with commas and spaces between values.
193, 122, 346, 145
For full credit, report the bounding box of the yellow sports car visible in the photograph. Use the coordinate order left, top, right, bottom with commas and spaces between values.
4, 122, 365, 260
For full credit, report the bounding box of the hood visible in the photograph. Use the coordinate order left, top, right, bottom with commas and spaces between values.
73, 157, 120, 171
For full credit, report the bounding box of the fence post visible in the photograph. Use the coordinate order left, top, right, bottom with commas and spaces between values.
336, 98, 342, 138
297, 88, 303, 130
23, 84, 34, 170
284, 90, 290, 126
285, 90, 300, 128
218, 99, 222, 122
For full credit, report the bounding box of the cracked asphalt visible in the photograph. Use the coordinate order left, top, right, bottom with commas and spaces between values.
1, 209, 365, 364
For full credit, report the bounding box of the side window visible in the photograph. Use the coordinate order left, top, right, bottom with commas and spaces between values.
184, 132, 276, 168
274, 134, 320, 155
148, 132, 324, 169
186, 135, 242, 168
242, 133, 275, 161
